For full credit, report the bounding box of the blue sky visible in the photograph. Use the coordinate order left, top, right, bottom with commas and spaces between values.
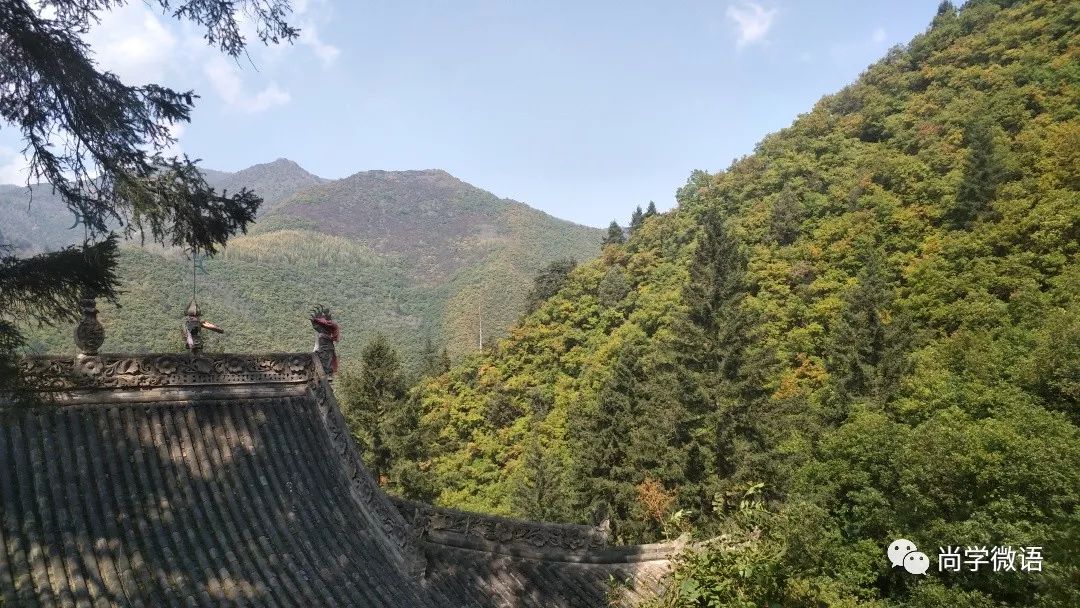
1, 0, 946, 228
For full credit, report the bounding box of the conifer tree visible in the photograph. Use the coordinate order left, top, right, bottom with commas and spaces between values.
770, 186, 803, 246
603, 221, 627, 246
826, 245, 909, 407
626, 350, 691, 539
951, 116, 1004, 228
419, 334, 452, 378
0, 0, 296, 389
524, 258, 577, 314
645, 201, 658, 217
570, 331, 647, 539
511, 430, 569, 521
629, 206, 645, 232
340, 334, 408, 481
672, 209, 770, 514
680, 209, 755, 388
435, 348, 451, 376
383, 391, 436, 501
597, 266, 631, 309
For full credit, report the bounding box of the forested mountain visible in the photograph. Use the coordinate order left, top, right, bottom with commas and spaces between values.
384, 1, 1079, 605
3, 164, 602, 369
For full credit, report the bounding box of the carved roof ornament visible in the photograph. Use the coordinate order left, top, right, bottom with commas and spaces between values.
183, 297, 224, 353
311, 304, 340, 375
73, 290, 105, 356
20, 353, 314, 390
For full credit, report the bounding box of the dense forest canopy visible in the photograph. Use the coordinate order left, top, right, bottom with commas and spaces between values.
358, 0, 1079, 605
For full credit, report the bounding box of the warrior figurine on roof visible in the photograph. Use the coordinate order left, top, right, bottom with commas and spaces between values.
183, 298, 224, 353
311, 305, 340, 375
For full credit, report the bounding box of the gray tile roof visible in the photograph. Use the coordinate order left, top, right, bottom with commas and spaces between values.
1, 353, 673, 607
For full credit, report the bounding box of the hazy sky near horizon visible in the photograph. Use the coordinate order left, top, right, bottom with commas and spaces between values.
0, 0, 946, 228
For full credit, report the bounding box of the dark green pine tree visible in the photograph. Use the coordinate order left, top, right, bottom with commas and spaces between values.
570, 333, 648, 540
629, 206, 645, 232
770, 186, 804, 246
625, 349, 692, 540
0, 1, 296, 390
603, 221, 627, 246
645, 201, 658, 217
950, 117, 1004, 228
435, 348, 452, 376
340, 334, 408, 482
419, 334, 452, 378
672, 208, 771, 515
383, 391, 437, 501
510, 430, 570, 522
524, 258, 577, 314
826, 245, 909, 409
679, 209, 757, 389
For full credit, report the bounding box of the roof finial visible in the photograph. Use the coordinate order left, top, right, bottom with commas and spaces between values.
74, 289, 104, 356
183, 297, 223, 353
310, 305, 340, 375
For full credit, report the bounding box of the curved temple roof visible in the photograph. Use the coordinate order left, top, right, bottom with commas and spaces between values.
0, 352, 674, 607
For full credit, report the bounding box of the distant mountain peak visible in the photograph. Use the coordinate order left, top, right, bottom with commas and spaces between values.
341, 168, 454, 180
193, 158, 326, 211
236, 157, 319, 179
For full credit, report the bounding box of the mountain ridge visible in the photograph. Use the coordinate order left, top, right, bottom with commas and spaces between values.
261, 167, 600, 279
3, 161, 603, 367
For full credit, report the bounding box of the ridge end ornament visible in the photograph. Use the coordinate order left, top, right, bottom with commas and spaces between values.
310, 305, 340, 376
73, 290, 105, 356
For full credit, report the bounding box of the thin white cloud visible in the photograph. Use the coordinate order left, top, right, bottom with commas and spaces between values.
86, 5, 178, 84
36, 0, 323, 122
204, 56, 291, 113
830, 27, 892, 63
286, 0, 341, 68
726, 2, 777, 49
0, 147, 32, 186
299, 24, 341, 67
247, 85, 292, 112
86, 2, 320, 111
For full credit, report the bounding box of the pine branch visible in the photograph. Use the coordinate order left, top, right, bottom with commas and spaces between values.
0, 0, 291, 248
0, 236, 120, 327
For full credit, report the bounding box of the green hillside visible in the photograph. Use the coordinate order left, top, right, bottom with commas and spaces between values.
6, 164, 602, 370
395, 1, 1079, 605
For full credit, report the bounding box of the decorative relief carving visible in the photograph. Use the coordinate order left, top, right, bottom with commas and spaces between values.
306, 364, 426, 578
19, 353, 313, 390
391, 497, 609, 553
